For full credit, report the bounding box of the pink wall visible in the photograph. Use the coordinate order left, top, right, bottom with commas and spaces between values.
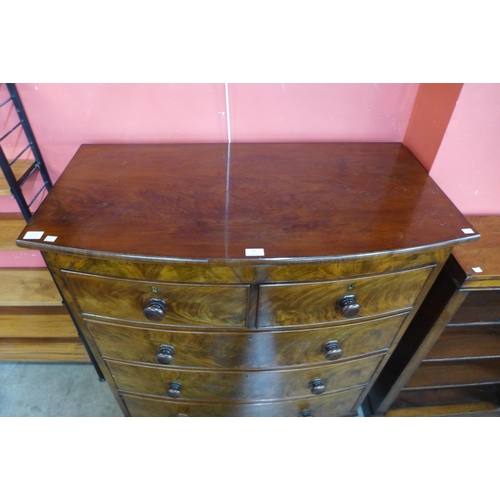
403, 84, 463, 171
229, 84, 418, 142
1, 83, 419, 267
430, 84, 500, 215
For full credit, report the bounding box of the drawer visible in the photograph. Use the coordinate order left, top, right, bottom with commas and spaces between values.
450, 290, 500, 324
122, 386, 364, 417
426, 324, 500, 360
87, 313, 406, 369
107, 354, 383, 402
257, 266, 433, 327
406, 358, 500, 389
64, 271, 249, 327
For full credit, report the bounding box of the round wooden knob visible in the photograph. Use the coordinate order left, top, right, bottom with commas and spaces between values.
167, 382, 182, 398
322, 340, 343, 361
336, 294, 361, 318
299, 409, 313, 417
143, 298, 168, 321
309, 378, 326, 395
156, 344, 176, 365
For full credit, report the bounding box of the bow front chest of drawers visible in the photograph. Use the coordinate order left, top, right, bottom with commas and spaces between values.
17, 143, 477, 417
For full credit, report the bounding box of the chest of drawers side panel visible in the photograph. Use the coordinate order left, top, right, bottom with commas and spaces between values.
367, 256, 466, 415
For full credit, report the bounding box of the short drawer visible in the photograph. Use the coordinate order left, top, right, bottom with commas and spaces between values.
406, 358, 500, 389
122, 386, 364, 417
87, 313, 405, 369
64, 271, 249, 327
257, 266, 433, 327
107, 354, 383, 402
426, 324, 500, 360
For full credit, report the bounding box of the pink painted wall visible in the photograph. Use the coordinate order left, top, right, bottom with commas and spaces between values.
403, 84, 463, 171
1, 83, 419, 267
430, 84, 500, 215
229, 84, 417, 142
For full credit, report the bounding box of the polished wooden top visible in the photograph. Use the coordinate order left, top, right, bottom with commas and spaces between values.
16, 143, 478, 262
452, 215, 500, 284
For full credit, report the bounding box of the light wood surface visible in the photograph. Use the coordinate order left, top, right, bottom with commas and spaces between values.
0, 269, 62, 306
0, 159, 33, 195
0, 306, 78, 338
0, 338, 89, 362
0, 213, 26, 250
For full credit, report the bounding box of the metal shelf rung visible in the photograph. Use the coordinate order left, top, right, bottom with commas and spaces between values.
0, 96, 13, 107
0, 121, 23, 142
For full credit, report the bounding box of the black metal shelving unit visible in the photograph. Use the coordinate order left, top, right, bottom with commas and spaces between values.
0, 83, 105, 381
0, 83, 53, 221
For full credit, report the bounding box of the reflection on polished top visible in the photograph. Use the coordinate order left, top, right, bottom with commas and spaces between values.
16, 143, 478, 261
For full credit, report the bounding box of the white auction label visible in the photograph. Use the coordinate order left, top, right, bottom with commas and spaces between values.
44, 235, 58, 242
462, 228, 475, 234
245, 248, 265, 256
472, 267, 483, 273
23, 231, 44, 240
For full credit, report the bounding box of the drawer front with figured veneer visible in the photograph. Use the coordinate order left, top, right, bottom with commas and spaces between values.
122, 386, 365, 417
64, 271, 250, 328
107, 354, 383, 402
87, 313, 406, 369
257, 266, 433, 327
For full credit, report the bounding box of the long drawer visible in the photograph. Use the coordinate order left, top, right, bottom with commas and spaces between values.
64, 271, 250, 327
122, 386, 364, 417
87, 313, 406, 369
107, 354, 383, 402
257, 266, 433, 327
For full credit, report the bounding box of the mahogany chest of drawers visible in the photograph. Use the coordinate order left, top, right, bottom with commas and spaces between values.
369, 215, 500, 416
16, 143, 477, 417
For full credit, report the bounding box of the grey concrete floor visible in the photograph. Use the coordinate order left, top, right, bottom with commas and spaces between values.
0, 362, 123, 417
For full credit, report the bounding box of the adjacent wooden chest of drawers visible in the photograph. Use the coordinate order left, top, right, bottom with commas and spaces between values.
369, 216, 500, 417
16, 143, 477, 416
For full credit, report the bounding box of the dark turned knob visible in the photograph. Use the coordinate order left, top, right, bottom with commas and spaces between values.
156, 344, 176, 365
322, 340, 343, 361
299, 409, 313, 417
336, 294, 361, 318
309, 378, 326, 395
143, 298, 168, 322
167, 382, 182, 399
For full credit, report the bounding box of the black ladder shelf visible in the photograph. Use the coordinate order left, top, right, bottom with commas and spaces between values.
0, 83, 106, 381
0, 83, 53, 221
